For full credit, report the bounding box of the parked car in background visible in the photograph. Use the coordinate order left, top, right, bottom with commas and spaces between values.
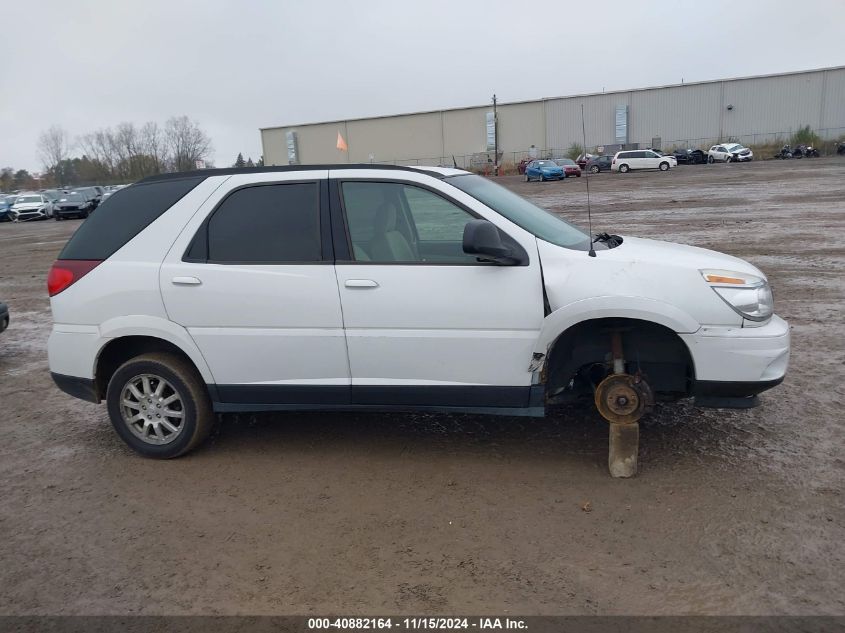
611, 150, 677, 173
0, 300, 8, 336
576, 154, 594, 169
708, 143, 753, 163
42, 189, 65, 204
553, 158, 582, 177
75, 187, 101, 209
54, 191, 95, 220
0, 195, 16, 221
517, 157, 535, 175
9, 193, 54, 221
671, 148, 707, 164
584, 155, 613, 173
525, 160, 565, 181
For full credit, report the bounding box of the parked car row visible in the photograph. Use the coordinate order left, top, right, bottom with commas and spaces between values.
519, 141, 763, 180
0, 184, 127, 222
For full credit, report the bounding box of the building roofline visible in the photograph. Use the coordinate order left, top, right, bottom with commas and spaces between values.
260, 65, 845, 132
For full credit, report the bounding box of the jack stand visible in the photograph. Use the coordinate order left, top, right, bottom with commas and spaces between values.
608, 422, 639, 478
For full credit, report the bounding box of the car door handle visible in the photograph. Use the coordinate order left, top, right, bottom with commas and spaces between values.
345, 279, 379, 288
172, 276, 202, 286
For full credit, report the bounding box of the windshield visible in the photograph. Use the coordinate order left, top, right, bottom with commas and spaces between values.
62, 193, 83, 201
446, 174, 591, 250
534, 160, 555, 167
16, 195, 43, 204
725, 143, 744, 151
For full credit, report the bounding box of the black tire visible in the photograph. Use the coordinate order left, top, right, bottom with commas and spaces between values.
590, 165, 600, 173
55, 215, 61, 221
106, 352, 214, 458
725, 156, 732, 163
659, 161, 670, 171
619, 164, 630, 173
708, 155, 715, 164
80, 210, 89, 219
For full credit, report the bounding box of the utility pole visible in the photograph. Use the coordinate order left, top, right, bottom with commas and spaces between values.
492, 93, 499, 176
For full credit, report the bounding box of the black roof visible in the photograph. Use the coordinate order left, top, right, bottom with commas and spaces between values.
137, 164, 449, 184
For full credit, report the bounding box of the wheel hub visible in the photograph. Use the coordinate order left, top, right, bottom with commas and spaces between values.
594, 374, 653, 425
119, 374, 185, 445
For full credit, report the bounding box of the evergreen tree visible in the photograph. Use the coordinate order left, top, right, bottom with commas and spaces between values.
245, 157, 255, 168
256, 156, 265, 167
234, 152, 245, 168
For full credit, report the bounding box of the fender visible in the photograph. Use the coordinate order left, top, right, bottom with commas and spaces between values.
533, 295, 701, 358
96, 315, 216, 384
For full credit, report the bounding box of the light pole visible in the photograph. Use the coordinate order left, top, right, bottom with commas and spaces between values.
492, 93, 499, 176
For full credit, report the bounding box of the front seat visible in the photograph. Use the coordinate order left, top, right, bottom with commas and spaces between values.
368, 202, 417, 262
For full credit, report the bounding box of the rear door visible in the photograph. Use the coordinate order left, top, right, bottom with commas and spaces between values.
330, 170, 545, 409
160, 171, 350, 405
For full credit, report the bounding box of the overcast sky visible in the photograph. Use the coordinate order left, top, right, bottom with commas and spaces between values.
2, 0, 844, 173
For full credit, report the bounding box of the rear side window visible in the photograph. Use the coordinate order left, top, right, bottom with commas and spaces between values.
59, 177, 204, 260
200, 182, 321, 263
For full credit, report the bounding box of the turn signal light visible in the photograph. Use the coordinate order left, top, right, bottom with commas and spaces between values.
703, 273, 745, 285
47, 260, 102, 296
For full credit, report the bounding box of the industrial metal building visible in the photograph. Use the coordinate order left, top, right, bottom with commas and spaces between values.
260, 66, 845, 168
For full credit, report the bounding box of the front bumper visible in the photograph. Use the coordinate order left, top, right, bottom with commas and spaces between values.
733, 154, 753, 162
681, 314, 790, 397
13, 209, 48, 220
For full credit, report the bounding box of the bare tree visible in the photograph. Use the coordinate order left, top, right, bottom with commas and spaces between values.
37, 125, 70, 182
140, 121, 165, 172
164, 116, 213, 172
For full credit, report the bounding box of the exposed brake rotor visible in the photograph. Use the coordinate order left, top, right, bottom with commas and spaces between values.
594, 373, 654, 425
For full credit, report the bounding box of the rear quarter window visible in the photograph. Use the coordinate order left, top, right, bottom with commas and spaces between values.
59, 177, 204, 260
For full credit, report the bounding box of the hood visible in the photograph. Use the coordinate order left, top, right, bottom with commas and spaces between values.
538, 235, 766, 328
617, 236, 763, 277
12, 202, 46, 210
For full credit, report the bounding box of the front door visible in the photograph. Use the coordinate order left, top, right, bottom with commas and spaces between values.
160, 172, 350, 405
333, 176, 545, 409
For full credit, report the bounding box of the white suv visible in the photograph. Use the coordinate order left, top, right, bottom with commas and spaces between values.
48, 165, 789, 458
611, 150, 677, 173
708, 143, 754, 163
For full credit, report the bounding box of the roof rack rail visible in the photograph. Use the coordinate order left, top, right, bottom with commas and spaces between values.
137, 164, 450, 184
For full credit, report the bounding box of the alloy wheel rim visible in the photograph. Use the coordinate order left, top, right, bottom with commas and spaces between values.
119, 374, 185, 445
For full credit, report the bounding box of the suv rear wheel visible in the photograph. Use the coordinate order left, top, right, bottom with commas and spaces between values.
659, 161, 670, 171
106, 352, 214, 458
619, 164, 630, 173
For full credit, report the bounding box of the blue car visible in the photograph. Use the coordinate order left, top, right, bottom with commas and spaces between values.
524, 159, 565, 182
0, 195, 16, 221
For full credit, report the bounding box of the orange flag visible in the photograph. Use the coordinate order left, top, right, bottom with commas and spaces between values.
336, 132, 348, 152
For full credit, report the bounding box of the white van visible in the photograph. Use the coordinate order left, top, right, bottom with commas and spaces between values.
611, 150, 677, 173
47, 165, 789, 457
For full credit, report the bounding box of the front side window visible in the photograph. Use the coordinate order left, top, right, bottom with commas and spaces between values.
446, 174, 590, 250
202, 182, 320, 263
341, 181, 478, 263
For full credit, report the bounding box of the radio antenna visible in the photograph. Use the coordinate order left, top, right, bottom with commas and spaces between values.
581, 104, 596, 257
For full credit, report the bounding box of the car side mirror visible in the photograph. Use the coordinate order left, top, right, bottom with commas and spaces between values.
463, 219, 519, 265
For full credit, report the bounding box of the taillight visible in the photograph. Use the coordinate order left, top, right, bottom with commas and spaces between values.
47, 260, 102, 296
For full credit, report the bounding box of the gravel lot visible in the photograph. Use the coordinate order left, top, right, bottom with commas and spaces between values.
0, 158, 843, 615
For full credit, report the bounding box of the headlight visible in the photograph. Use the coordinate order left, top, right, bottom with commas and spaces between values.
700, 269, 773, 321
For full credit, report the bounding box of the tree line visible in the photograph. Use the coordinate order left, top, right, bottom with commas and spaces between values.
1, 116, 215, 191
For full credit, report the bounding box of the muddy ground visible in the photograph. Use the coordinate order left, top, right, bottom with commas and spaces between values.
0, 158, 842, 615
